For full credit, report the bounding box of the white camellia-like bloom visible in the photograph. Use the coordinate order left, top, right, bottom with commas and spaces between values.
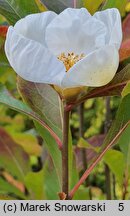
5, 8, 122, 88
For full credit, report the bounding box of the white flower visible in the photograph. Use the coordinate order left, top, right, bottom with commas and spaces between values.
5, 8, 122, 88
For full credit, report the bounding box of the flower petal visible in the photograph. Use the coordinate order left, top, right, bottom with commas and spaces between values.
61, 45, 119, 88
5, 27, 65, 85
45, 8, 106, 55
14, 11, 57, 46
94, 8, 122, 49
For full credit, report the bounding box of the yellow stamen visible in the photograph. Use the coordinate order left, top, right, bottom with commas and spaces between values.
58, 52, 85, 72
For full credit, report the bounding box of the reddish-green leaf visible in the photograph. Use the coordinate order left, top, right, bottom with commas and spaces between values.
17, 77, 63, 139
7, 132, 42, 156
75, 135, 105, 171
0, 25, 8, 38
122, 13, 130, 40
0, 127, 30, 180
120, 40, 130, 62
0, 84, 62, 148
119, 14, 130, 62
0, 84, 62, 188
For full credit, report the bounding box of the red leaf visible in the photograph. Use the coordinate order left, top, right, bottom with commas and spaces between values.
122, 14, 130, 40
0, 26, 8, 38
0, 127, 30, 179
119, 14, 130, 61
119, 39, 130, 62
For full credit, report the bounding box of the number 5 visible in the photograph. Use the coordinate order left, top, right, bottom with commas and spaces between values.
118, 203, 124, 211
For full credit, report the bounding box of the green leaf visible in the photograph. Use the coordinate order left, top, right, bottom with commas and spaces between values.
118, 125, 130, 168
43, 162, 60, 199
103, 149, 125, 184
0, 84, 62, 147
0, 83, 35, 115
35, 0, 47, 11
73, 186, 90, 200
78, 137, 98, 152
17, 77, 63, 138
35, 122, 62, 190
103, 0, 127, 16
0, 84, 62, 188
7, 131, 42, 156
122, 82, 130, 98
25, 170, 45, 199
0, 194, 17, 200
0, 0, 39, 25
0, 127, 30, 181
0, 178, 26, 199
41, 0, 67, 13
83, 0, 104, 14
0, 42, 10, 68
41, 0, 83, 13
70, 159, 79, 186
103, 94, 130, 149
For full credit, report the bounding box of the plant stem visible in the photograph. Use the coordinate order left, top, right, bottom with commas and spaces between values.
79, 103, 92, 199
62, 106, 70, 199
104, 97, 112, 200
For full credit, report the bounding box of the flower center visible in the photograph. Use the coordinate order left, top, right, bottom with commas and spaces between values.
57, 52, 85, 72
